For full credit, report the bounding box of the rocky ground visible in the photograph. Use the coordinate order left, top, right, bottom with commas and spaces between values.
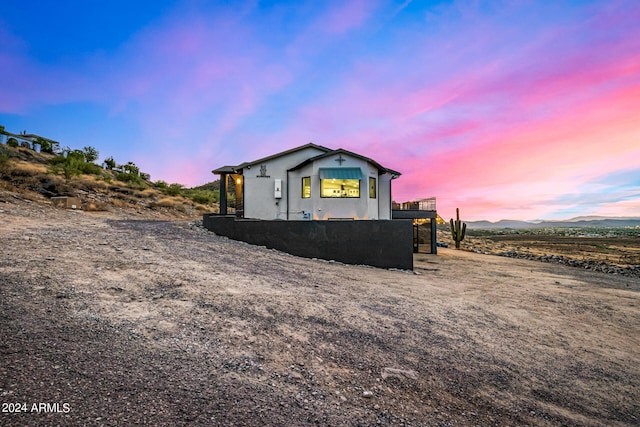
436, 230, 640, 278
1, 195, 639, 426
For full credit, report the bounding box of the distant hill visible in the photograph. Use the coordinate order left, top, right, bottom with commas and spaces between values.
466, 218, 640, 229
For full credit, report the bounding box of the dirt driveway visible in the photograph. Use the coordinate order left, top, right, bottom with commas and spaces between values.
1, 198, 639, 426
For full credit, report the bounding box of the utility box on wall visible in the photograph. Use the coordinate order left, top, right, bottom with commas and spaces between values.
274, 179, 282, 199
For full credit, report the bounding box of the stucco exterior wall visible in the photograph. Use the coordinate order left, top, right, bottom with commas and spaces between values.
239, 147, 395, 221
287, 154, 392, 220
378, 173, 392, 220
242, 146, 326, 220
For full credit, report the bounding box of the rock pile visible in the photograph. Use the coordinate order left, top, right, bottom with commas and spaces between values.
499, 250, 640, 278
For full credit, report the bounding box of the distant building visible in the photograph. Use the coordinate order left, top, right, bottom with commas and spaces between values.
0, 126, 61, 152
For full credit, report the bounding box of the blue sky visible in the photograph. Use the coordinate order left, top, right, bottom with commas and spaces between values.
1, 0, 639, 220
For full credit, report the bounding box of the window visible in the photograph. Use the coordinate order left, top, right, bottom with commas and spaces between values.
369, 177, 376, 198
302, 176, 311, 198
321, 179, 360, 198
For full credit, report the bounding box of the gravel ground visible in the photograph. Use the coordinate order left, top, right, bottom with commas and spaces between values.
1, 197, 639, 426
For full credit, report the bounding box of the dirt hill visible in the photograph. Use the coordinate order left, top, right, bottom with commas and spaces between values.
0, 144, 216, 219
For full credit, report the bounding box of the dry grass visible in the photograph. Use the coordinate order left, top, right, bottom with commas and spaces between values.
139, 188, 161, 198
8, 160, 48, 176
83, 201, 110, 211
150, 196, 187, 209
110, 198, 132, 208
76, 176, 110, 192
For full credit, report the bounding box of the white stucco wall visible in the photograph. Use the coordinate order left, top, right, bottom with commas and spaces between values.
242, 146, 326, 220
241, 148, 396, 221
378, 173, 393, 220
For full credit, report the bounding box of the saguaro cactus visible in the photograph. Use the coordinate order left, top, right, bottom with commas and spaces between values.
450, 208, 467, 249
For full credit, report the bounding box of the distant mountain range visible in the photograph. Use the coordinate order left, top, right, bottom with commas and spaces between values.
466, 217, 640, 229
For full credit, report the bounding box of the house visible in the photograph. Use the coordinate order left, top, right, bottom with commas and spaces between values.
212, 143, 401, 221
205, 143, 438, 270
0, 126, 61, 152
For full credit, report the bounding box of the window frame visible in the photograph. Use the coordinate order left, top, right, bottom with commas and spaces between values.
369, 177, 376, 199
320, 178, 361, 198
301, 176, 311, 198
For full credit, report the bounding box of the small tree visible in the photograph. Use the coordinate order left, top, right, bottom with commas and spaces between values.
104, 156, 116, 170
83, 146, 99, 163
7, 138, 18, 147
36, 137, 54, 154
123, 161, 139, 176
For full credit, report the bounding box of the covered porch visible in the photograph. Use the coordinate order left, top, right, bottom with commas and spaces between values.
212, 166, 244, 217
392, 198, 438, 254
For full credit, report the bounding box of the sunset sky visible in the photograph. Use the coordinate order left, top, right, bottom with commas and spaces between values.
1, 0, 639, 221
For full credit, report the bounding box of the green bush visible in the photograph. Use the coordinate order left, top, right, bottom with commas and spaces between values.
49, 150, 103, 179
37, 137, 55, 154
7, 138, 18, 148
187, 190, 217, 204
165, 183, 184, 196
0, 153, 9, 170
116, 171, 145, 186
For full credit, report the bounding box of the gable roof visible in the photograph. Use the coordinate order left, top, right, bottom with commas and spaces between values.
212, 143, 331, 175
289, 148, 401, 177
212, 143, 401, 178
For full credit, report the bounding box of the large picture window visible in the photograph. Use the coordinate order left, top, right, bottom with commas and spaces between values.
321, 179, 360, 198
319, 167, 362, 198
369, 177, 376, 198
302, 177, 311, 198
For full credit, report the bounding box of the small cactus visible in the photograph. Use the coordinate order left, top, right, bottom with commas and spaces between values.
450, 208, 467, 249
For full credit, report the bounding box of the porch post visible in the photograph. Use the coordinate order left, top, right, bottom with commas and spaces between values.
431, 218, 437, 255
220, 173, 228, 215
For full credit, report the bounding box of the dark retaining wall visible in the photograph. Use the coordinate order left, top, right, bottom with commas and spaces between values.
203, 214, 414, 270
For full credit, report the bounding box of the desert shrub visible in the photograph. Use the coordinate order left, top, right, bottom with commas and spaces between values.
99, 172, 113, 183
187, 189, 217, 204
0, 153, 9, 171
49, 149, 102, 179
165, 183, 184, 196
7, 138, 18, 148
116, 171, 145, 186
80, 162, 102, 175
111, 198, 130, 208
151, 197, 183, 208
154, 180, 168, 189
123, 162, 139, 176
77, 176, 109, 191
140, 188, 156, 196
37, 138, 55, 154
84, 201, 109, 211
